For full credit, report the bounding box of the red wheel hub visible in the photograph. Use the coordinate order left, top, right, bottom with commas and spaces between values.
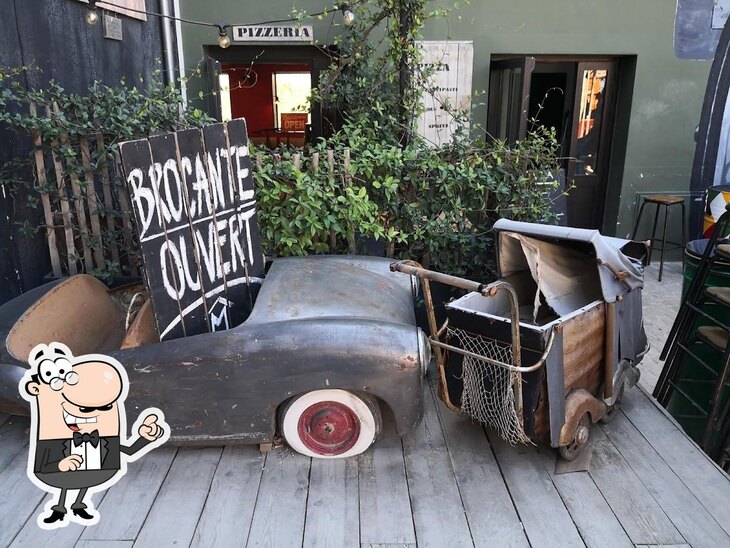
298, 400, 361, 456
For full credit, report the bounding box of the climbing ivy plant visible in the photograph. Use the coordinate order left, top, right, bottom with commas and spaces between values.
0, 66, 212, 280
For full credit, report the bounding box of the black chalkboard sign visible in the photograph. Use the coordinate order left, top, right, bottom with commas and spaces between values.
119, 119, 264, 341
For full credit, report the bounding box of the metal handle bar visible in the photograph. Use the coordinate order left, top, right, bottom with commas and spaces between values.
429, 328, 556, 373
390, 260, 522, 369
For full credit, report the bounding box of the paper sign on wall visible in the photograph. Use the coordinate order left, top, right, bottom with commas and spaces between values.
415, 41, 474, 147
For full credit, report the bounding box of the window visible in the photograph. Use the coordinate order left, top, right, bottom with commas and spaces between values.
273, 72, 311, 129
85, 0, 147, 21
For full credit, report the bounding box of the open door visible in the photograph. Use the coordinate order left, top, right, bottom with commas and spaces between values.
487, 57, 536, 143
567, 61, 617, 228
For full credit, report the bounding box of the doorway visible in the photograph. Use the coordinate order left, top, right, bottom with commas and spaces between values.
205, 45, 335, 147
222, 63, 312, 148
487, 56, 620, 229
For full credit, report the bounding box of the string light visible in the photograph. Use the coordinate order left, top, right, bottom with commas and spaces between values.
341, 4, 355, 26
85, 0, 99, 26
216, 23, 231, 49
91, 0, 359, 41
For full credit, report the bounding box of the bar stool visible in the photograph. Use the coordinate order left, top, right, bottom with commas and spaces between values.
631, 194, 687, 281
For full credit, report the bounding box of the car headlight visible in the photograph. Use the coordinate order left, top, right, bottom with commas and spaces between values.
417, 328, 432, 377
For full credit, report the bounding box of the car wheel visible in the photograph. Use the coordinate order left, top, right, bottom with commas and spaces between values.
281, 389, 382, 459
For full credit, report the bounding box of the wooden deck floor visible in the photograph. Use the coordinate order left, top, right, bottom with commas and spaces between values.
0, 381, 728, 548
1, 262, 729, 547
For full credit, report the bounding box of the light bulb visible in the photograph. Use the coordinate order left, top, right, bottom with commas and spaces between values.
85, 9, 99, 25
218, 33, 230, 49
341, 4, 355, 26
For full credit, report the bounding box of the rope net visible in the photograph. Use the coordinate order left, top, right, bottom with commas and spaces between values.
448, 327, 533, 445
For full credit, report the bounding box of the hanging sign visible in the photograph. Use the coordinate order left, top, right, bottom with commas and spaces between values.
415, 41, 474, 147
281, 113, 308, 131
232, 25, 314, 43
119, 119, 264, 341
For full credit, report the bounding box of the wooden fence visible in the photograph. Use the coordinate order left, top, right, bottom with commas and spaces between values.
30, 106, 352, 280
29, 102, 139, 279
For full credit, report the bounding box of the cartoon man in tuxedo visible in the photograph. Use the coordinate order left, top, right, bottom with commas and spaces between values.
20, 342, 169, 529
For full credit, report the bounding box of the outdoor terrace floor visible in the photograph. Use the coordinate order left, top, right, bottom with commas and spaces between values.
0, 262, 729, 547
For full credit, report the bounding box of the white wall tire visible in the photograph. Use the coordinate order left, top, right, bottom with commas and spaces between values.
281, 389, 381, 459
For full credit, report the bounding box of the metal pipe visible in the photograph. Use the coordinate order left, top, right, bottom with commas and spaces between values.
429, 328, 556, 374
172, 0, 187, 105
604, 301, 616, 399
159, 0, 176, 87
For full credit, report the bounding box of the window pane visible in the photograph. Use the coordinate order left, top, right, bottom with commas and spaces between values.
274, 72, 311, 129
575, 69, 607, 175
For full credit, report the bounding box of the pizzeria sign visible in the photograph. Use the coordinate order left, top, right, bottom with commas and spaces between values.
232, 25, 313, 43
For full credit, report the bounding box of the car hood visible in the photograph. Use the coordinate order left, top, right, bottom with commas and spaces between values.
247, 255, 416, 326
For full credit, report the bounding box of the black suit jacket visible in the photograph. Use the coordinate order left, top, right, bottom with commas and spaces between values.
34, 435, 152, 475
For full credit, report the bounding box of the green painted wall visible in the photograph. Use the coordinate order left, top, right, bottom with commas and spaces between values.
179, 0, 712, 239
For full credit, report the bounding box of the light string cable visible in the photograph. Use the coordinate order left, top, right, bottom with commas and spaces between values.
91, 1, 358, 30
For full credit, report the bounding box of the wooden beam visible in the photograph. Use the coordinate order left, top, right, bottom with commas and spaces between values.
29, 102, 62, 277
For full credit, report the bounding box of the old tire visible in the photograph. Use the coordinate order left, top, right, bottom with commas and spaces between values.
600, 382, 626, 424
559, 413, 591, 461
281, 389, 381, 459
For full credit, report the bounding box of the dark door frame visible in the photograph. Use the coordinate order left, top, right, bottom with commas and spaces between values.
204, 45, 334, 141
488, 54, 630, 231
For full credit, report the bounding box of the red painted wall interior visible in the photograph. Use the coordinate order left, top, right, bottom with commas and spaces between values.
223, 63, 310, 136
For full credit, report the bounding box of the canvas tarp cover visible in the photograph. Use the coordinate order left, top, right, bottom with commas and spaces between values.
494, 219, 644, 306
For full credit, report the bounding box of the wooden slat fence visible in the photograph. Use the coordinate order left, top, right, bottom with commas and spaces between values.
29, 101, 140, 278
256, 147, 355, 254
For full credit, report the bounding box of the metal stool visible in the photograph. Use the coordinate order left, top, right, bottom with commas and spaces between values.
631, 194, 687, 281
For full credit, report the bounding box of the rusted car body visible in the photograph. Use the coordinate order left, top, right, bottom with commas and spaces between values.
393, 219, 649, 459
0, 255, 427, 453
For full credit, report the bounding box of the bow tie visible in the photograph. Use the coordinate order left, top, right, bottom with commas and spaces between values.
72, 430, 100, 448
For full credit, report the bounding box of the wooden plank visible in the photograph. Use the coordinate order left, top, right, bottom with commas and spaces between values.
113, 154, 137, 275
622, 387, 730, 535
487, 430, 584, 547
11, 491, 107, 548
79, 447, 177, 542
302, 456, 359, 547
76, 542, 134, 548
246, 448, 311, 547
47, 105, 77, 274
133, 448, 221, 547
119, 137, 187, 341
29, 102, 62, 277
602, 409, 730, 546
561, 302, 605, 391
363, 545, 416, 548
190, 445, 265, 548
0, 451, 46, 546
434, 387, 530, 547
0, 416, 29, 474
55, 104, 93, 273
358, 415, 416, 546
402, 386, 473, 547
541, 445, 632, 548
634, 545, 691, 548
95, 134, 120, 266
587, 425, 685, 545
79, 139, 105, 269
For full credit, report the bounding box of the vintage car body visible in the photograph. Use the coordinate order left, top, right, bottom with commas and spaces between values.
0, 255, 427, 450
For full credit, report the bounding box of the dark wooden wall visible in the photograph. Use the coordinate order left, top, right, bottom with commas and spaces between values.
0, 0, 166, 305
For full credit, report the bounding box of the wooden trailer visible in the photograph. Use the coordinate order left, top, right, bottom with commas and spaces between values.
392, 219, 650, 459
